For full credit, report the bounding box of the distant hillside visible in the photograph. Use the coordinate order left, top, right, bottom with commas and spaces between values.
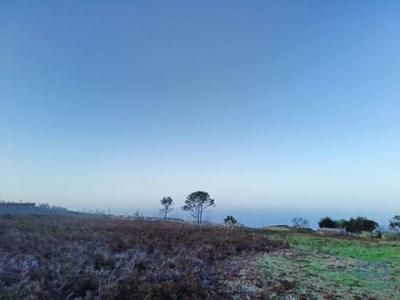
0, 202, 79, 215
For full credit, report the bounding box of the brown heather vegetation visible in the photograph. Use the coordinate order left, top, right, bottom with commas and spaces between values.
0, 215, 284, 299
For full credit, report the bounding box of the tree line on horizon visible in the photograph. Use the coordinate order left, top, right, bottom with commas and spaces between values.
318, 216, 378, 233
318, 215, 400, 233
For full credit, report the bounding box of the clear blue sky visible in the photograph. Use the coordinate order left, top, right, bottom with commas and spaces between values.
1, 1, 399, 226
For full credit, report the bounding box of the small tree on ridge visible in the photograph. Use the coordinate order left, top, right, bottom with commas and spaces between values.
224, 215, 238, 227
160, 196, 174, 221
182, 191, 215, 225
291, 217, 309, 229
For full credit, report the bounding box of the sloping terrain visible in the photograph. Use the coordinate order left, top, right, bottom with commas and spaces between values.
0, 215, 283, 299
1, 215, 399, 299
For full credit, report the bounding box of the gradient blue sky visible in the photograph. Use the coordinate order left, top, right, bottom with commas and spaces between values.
1, 1, 399, 226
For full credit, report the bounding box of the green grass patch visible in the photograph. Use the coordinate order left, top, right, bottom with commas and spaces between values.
260, 231, 400, 299
259, 250, 399, 299
266, 231, 400, 266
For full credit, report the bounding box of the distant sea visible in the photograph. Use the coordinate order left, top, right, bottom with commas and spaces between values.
207, 208, 394, 229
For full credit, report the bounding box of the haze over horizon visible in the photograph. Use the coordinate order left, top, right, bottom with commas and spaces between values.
1, 1, 399, 227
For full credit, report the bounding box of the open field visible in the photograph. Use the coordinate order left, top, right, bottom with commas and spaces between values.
1, 215, 399, 299
260, 230, 400, 299
0, 215, 283, 299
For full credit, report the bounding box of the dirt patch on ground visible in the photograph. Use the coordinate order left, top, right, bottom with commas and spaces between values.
213, 253, 268, 300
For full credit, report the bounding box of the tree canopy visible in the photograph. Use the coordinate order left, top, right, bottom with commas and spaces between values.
182, 191, 215, 224
318, 216, 378, 233
291, 217, 309, 229
318, 217, 338, 228
224, 215, 237, 226
160, 196, 174, 221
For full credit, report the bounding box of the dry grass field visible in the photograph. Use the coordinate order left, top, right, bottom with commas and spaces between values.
0, 215, 283, 299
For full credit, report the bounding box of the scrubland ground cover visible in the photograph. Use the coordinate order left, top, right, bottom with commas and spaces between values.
0, 215, 283, 299
261, 231, 400, 299
1, 215, 399, 299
